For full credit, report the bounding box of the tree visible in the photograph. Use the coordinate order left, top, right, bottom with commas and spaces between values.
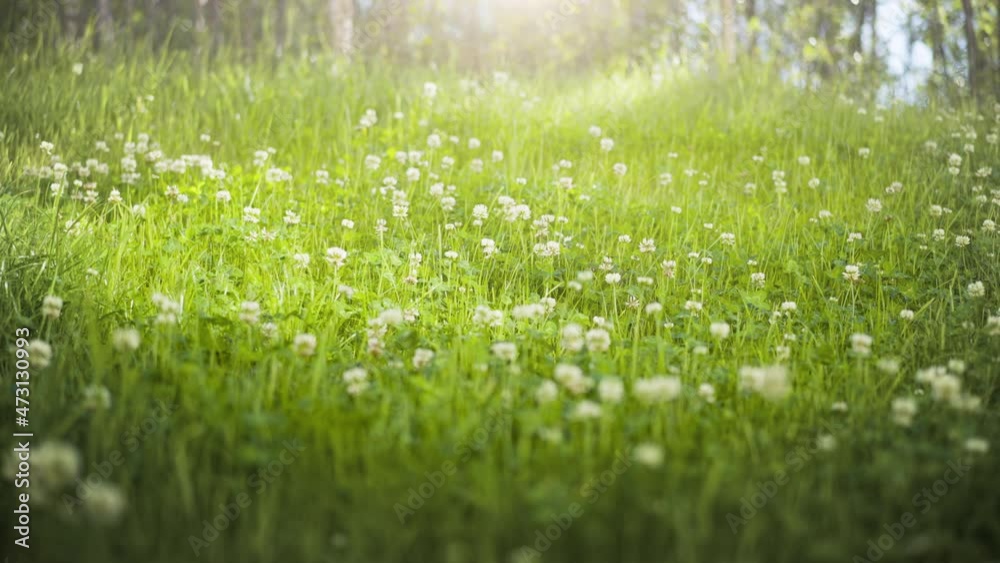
960, 0, 981, 95
96, 0, 114, 47
329, 0, 355, 56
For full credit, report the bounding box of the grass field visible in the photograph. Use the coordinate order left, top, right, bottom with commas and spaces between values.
1, 46, 999, 563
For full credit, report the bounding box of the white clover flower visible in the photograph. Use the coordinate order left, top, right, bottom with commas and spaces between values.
561, 323, 585, 352
83, 483, 127, 525
412, 348, 435, 369
955, 235, 971, 248
293, 333, 317, 357
633, 376, 682, 403
866, 198, 882, 213
42, 295, 64, 320
325, 246, 348, 268
491, 342, 518, 362
81, 384, 112, 410
598, 377, 624, 403
343, 367, 370, 396
967, 281, 986, 298
645, 302, 663, 315
553, 363, 593, 395
738, 365, 790, 400
965, 437, 989, 454
571, 400, 602, 420
751, 272, 766, 288
900, 309, 914, 321
27, 339, 53, 369
843, 264, 861, 282
698, 383, 716, 403
588, 125, 602, 137
536, 380, 559, 404
891, 397, 917, 426
605, 273, 622, 284
600, 138, 614, 152
239, 301, 261, 325
858, 147, 871, 158
112, 328, 141, 352
632, 443, 664, 467
816, 434, 837, 452
585, 328, 611, 353
29, 441, 81, 497
612, 162, 627, 176
850, 333, 873, 357
709, 321, 731, 340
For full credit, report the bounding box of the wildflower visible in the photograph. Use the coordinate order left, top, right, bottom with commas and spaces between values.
239, 301, 261, 325
866, 198, 882, 213
633, 376, 682, 403
26, 441, 81, 497
536, 380, 559, 404
891, 397, 917, 426
83, 483, 127, 525
613, 163, 627, 176
293, 333, 317, 357
571, 400, 602, 420
900, 309, 914, 321
632, 443, 664, 467
967, 281, 985, 298
553, 363, 593, 395
343, 367, 370, 396
816, 435, 837, 452
600, 138, 614, 152
325, 247, 348, 268
698, 383, 716, 403
42, 295, 64, 319
739, 365, 790, 400
561, 323, 585, 352
598, 377, 624, 403
585, 328, 611, 353
112, 328, 141, 352
81, 384, 112, 410
491, 342, 518, 362
955, 235, 971, 248
965, 437, 989, 454
473, 305, 504, 328
709, 322, 731, 340
850, 333, 873, 357
843, 264, 861, 282
412, 348, 435, 369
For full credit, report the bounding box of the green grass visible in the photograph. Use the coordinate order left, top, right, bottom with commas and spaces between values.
1, 45, 999, 563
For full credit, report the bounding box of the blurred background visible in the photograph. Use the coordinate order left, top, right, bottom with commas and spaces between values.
0, 0, 996, 99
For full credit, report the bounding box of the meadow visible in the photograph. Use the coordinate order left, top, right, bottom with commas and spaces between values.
0, 44, 999, 563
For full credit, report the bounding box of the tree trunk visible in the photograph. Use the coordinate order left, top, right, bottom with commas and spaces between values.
850, 0, 866, 55
720, 0, 734, 62
276, 0, 288, 59
867, 0, 877, 61
208, 0, 222, 57
96, 0, 114, 47
960, 0, 980, 95
927, 0, 947, 79
745, 0, 757, 57
329, 0, 355, 56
